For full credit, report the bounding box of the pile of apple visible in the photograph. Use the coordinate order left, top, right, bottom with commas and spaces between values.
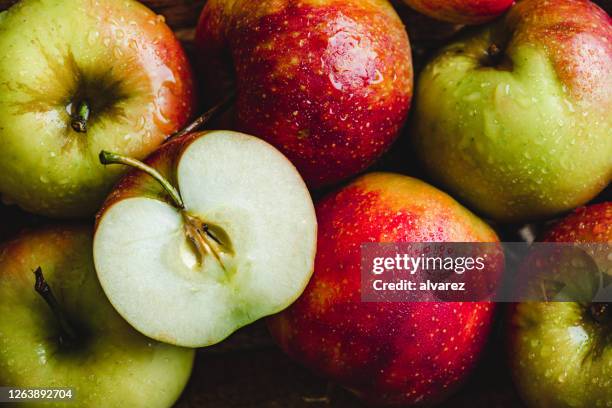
0, 0, 610, 406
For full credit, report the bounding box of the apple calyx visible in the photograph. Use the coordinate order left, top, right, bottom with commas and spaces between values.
69, 100, 90, 133
589, 303, 612, 325
99, 150, 233, 273
33, 267, 78, 348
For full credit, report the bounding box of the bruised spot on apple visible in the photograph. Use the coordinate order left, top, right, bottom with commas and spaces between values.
0, 226, 194, 407
195, 0, 413, 188
402, 0, 514, 25
268, 173, 500, 406
0, 0, 195, 218
508, 202, 612, 408
412, 0, 612, 222
93, 130, 317, 348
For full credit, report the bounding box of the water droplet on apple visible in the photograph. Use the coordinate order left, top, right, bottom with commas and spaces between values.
87, 31, 100, 45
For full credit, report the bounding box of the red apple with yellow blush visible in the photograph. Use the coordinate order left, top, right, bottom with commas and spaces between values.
268, 173, 500, 406
195, 0, 413, 188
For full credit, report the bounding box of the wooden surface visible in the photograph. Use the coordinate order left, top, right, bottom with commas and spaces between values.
174, 320, 525, 408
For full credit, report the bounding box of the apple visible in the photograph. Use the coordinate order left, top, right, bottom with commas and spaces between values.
412, 0, 612, 222
93, 130, 317, 347
268, 172, 500, 406
401, 0, 514, 24
392, 0, 464, 46
0, 0, 195, 218
0, 225, 194, 407
508, 202, 612, 407
195, 0, 413, 188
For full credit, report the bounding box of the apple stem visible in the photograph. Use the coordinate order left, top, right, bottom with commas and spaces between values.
99, 151, 185, 209
33, 267, 78, 347
71, 101, 90, 133
487, 43, 501, 58
166, 91, 236, 143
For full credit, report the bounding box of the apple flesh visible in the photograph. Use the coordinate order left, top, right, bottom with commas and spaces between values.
508, 202, 612, 408
195, 0, 413, 188
0, 226, 194, 407
94, 130, 317, 347
268, 172, 499, 406
412, 0, 612, 222
402, 0, 514, 24
0, 0, 195, 218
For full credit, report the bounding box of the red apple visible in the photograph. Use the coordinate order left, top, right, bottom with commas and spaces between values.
268, 173, 500, 406
195, 0, 413, 188
402, 0, 514, 24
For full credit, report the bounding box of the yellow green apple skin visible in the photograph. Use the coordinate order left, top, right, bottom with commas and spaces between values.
0, 0, 195, 218
412, 0, 612, 222
0, 226, 194, 407
508, 202, 612, 408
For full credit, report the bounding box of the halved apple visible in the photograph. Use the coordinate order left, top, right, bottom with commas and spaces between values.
93, 130, 317, 347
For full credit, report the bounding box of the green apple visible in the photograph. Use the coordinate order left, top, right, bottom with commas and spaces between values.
508, 202, 612, 407
0, 0, 195, 218
0, 225, 194, 407
412, 0, 612, 222
93, 130, 317, 347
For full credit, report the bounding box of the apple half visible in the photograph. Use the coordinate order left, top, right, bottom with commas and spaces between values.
93, 130, 317, 347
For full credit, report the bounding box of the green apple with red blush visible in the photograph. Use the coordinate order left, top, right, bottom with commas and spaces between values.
401, 0, 514, 24
0, 226, 194, 407
412, 0, 612, 222
268, 172, 501, 406
508, 202, 612, 408
0, 0, 195, 218
195, 0, 413, 188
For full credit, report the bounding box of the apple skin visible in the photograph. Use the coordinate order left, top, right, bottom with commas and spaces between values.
268, 173, 499, 406
195, 0, 413, 188
0, 0, 195, 218
508, 202, 612, 408
401, 0, 514, 24
540, 201, 611, 243
412, 0, 612, 222
0, 225, 194, 407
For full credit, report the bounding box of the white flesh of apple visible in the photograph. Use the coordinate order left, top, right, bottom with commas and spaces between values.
94, 131, 317, 347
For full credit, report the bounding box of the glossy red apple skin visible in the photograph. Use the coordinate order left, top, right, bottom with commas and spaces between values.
540, 202, 611, 243
195, 0, 413, 188
268, 173, 499, 406
402, 0, 514, 24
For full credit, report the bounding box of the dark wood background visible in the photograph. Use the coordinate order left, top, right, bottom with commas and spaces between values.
0, 0, 610, 407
